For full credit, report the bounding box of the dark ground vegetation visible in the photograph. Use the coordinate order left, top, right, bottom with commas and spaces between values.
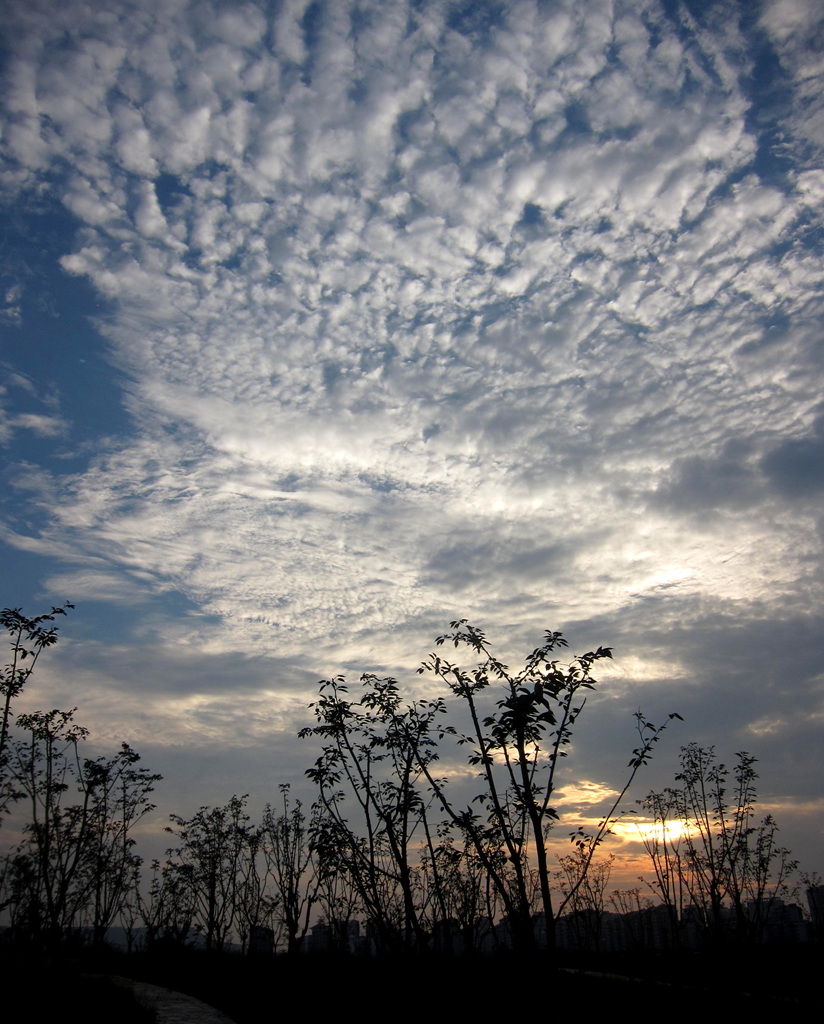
5, 941, 818, 1020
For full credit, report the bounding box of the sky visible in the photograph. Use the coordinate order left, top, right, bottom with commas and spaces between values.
1, 0, 823, 883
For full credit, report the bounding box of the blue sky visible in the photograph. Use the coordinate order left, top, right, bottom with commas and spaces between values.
1, 0, 823, 878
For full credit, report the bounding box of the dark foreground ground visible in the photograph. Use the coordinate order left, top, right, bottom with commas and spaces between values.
6, 942, 819, 1020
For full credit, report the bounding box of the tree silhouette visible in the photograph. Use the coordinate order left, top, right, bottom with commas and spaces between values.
300, 622, 679, 952
164, 794, 258, 952
640, 744, 797, 945
3, 708, 159, 947
0, 604, 160, 950
1, 604, 73, 816
260, 785, 319, 953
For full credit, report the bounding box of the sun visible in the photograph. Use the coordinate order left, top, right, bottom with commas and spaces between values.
610, 817, 694, 844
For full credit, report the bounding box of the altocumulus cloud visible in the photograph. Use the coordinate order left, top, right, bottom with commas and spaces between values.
1, 0, 823, 866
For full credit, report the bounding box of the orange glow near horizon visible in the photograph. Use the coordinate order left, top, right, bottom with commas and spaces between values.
609, 817, 695, 845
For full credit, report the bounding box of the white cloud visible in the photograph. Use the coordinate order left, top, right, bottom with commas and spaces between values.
7, 413, 66, 437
